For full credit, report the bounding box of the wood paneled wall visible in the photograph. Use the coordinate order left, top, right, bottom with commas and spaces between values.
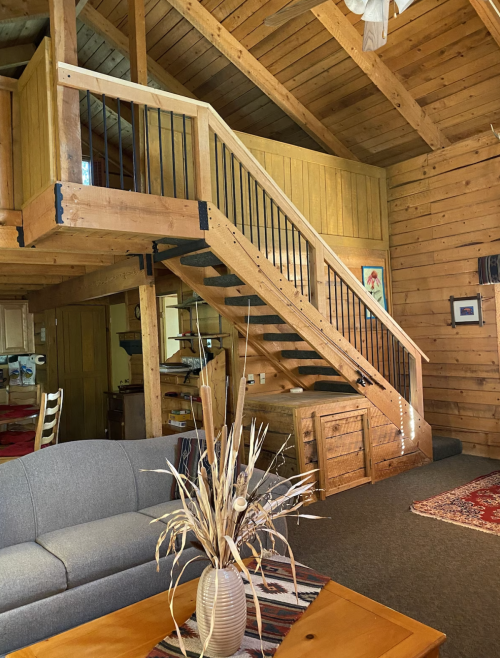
236, 131, 389, 252
18, 38, 56, 206
387, 131, 500, 459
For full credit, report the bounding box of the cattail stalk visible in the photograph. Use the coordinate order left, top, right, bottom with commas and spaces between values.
232, 376, 247, 457
200, 384, 215, 465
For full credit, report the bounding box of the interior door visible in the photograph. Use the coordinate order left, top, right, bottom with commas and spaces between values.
56, 305, 109, 442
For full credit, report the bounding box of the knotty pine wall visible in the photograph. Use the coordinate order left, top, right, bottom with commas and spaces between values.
387, 131, 500, 459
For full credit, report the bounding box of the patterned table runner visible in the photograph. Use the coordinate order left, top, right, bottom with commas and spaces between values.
146, 558, 330, 658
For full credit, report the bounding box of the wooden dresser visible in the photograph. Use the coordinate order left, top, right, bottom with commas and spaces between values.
105, 391, 146, 441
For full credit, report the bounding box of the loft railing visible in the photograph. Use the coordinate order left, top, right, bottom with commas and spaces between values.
54, 63, 428, 412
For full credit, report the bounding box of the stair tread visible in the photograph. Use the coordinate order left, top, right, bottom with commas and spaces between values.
180, 251, 223, 267
432, 435, 463, 461
281, 350, 321, 359
314, 381, 358, 394
225, 295, 266, 306
263, 333, 302, 342
204, 274, 243, 287
298, 365, 339, 376
245, 315, 285, 325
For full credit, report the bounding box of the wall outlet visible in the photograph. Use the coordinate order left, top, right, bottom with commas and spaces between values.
247, 373, 255, 385
259, 373, 265, 384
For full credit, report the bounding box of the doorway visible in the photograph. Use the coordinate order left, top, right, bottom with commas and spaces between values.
55, 305, 109, 442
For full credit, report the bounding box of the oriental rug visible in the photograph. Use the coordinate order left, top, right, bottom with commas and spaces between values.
411, 471, 500, 535
145, 557, 330, 658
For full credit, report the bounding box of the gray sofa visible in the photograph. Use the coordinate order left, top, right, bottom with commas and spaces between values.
0, 432, 287, 656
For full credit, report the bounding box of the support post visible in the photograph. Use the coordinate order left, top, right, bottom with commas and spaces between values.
128, 0, 147, 192
139, 282, 162, 438
193, 106, 212, 201
309, 242, 326, 317
49, 0, 82, 183
409, 353, 424, 417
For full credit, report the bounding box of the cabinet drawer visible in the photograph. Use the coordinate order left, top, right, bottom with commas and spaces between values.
108, 396, 124, 412
108, 410, 124, 423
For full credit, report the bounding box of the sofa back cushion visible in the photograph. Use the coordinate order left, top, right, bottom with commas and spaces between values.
119, 433, 202, 509
21, 440, 137, 535
0, 460, 36, 549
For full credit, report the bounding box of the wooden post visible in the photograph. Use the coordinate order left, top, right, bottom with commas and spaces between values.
309, 242, 326, 317
409, 353, 424, 418
49, 0, 82, 183
139, 282, 162, 438
128, 0, 147, 193
193, 106, 212, 201
0, 90, 13, 215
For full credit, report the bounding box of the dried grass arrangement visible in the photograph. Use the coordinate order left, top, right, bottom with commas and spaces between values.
146, 321, 322, 657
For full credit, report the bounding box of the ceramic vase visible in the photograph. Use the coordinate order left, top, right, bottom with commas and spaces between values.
196, 564, 247, 657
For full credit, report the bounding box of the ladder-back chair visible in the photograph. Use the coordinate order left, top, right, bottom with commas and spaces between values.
34, 389, 63, 451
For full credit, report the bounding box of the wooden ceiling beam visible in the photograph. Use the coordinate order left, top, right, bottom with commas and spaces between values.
469, 0, 500, 48
79, 4, 197, 99
311, 1, 451, 151
166, 0, 357, 161
28, 255, 153, 312
0, 0, 48, 24
0, 44, 36, 70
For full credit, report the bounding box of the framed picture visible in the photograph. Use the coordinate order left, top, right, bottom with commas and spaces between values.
362, 266, 387, 318
450, 294, 483, 327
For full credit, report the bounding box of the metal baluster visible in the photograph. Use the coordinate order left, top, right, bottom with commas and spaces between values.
397, 340, 402, 395
248, 172, 253, 244
117, 99, 124, 190
375, 317, 380, 372
298, 233, 304, 295
334, 271, 339, 331
370, 311, 374, 368
86, 91, 94, 185
239, 161, 245, 235
231, 153, 236, 226
364, 303, 368, 362
255, 180, 261, 250
285, 216, 290, 281
277, 206, 283, 273
130, 101, 138, 192
291, 224, 297, 289
101, 94, 109, 188
380, 320, 385, 378
306, 240, 311, 302
223, 144, 228, 217
358, 297, 362, 355
182, 114, 189, 199
171, 111, 177, 198
340, 279, 345, 336
352, 288, 356, 349
347, 288, 351, 344
392, 334, 397, 393
403, 346, 407, 401
144, 105, 151, 194
214, 133, 220, 208
328, 267, 332, 323
263, 191, 269, 259
270, 199, 276, 266
157, 108, 164, 196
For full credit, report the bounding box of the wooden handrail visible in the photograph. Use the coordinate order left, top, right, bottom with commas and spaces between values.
56, 61, 427, 363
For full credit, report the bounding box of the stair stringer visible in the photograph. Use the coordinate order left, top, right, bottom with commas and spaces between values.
203, 207, 433, 461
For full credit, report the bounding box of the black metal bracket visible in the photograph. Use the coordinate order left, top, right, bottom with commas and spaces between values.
153, 238, 208, 263
198, 201, 209, 230
356, 370, 373, 387
54, 183, 64, 224
16, 227, 24, 248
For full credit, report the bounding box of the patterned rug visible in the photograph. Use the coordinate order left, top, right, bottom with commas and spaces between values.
145, 558, 330, 658
411, 471, 500, 534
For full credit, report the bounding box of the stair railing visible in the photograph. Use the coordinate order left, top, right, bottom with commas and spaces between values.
56, 63, 427, 413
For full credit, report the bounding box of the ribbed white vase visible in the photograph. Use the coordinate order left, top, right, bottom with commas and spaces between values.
196, 564, 247, 657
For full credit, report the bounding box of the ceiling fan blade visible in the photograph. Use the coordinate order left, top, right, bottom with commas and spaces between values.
264, 0, 328, 28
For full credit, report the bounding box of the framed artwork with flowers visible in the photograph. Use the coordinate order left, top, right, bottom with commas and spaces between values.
362, 266, 387, 318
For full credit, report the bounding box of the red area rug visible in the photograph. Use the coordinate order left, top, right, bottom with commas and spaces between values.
411, 471, 500, 535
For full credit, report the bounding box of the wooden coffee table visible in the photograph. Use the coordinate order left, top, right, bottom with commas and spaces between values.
8, 573, 445, 658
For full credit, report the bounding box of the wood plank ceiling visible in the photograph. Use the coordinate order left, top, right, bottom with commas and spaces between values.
73, 0, 500, 166
3, 0, 500, 166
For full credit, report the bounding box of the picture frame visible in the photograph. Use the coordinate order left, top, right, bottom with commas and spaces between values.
362, 266, 387, 319
449, 294, 483, 327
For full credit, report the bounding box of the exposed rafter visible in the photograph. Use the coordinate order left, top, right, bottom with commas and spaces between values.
0, 0, 48, 24
469, 0, 500, 48
311, 1, 451, 151
79, 5, 196, 99
166, 0, 357, 161
0, 44, 36, 70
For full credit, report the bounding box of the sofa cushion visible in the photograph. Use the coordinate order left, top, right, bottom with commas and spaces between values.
139, 499, 184, 523
0, 542, 67, 613
21, 440, 138, 535
0, 460, 36, 549
36, 512, 168, 589
119, 432, 201, 510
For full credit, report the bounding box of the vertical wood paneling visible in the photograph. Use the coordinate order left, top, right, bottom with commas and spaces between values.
236, 131, 388, 249
18, 38, 57, 206
387, 131, 500, 459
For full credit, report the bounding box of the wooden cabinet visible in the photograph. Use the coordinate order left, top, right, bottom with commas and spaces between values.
0, 301, 35, 354
105, 391, 146, 441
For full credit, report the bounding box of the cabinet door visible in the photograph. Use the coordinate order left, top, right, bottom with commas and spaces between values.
1, 302, 35, 354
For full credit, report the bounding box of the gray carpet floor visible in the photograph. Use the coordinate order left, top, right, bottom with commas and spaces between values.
287, 454, 500, 658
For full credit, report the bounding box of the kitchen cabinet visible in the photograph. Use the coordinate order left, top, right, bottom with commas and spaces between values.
0, 302, 35, 354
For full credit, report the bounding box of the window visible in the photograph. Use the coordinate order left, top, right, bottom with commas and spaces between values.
82, 160, 91, 186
